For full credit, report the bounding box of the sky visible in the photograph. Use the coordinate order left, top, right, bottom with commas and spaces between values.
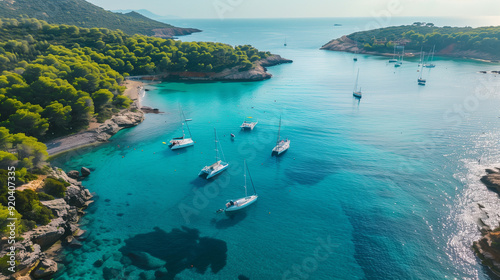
87, 0, 500, 19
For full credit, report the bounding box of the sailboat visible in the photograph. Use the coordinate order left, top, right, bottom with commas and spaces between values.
417, 63, 426, 86
223, 160, 258, 212
272, 116, 290, 155
423, 45, 436, 68
240, 117, 258, 130
389, 45, 398, 63
199, 128, 229, 179
353, 50, 358, 61
353, 69, 362, 99
169, 109, 194, 150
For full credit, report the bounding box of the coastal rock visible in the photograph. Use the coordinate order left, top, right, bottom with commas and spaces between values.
65, 185, 93, 208
152, 27, 201, 38
30, 217, 66, 249
95, 110, 145, 141
141, 106, 163, 114
258, 55, 293, 67
474, 167, 500, 277
81, 167, 91, 177
15, 244, 41, 273
41, 199, 70, 218
103, 266, 121, 280
67, 170, 80, 179
32, 258, 58, 279
480, 168, 500, 193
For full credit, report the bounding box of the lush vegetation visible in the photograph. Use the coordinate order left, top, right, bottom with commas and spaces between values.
347, 24, 500, 58
42, 177, 69, 198
0, 0, 181, 36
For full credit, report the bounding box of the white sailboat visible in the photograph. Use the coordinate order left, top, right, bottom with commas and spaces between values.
353, 69, 362, 99
240, 117, 258, 130
169, 109, 194, 150
223, 160, 258, 213
394, 45, 404, 67
199, 128, 229, 179
272, 116, 290, 155
423, 45, 436, 68
417, 63, 426, 86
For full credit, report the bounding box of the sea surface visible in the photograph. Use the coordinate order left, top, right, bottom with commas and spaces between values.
51, 17, 500, 279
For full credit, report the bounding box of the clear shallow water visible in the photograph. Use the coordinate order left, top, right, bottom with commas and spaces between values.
51, 18, 500, 279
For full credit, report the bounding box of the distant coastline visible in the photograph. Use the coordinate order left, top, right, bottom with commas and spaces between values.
321, 24, 500, 63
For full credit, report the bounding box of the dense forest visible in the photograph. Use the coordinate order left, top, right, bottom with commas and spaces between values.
0, 17, 271, 237
0, 0, 188, 36
346, 24, 500, 57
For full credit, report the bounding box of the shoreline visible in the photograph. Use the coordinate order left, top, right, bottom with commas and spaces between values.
320, 36, 500, 63
44, 82, 146, 157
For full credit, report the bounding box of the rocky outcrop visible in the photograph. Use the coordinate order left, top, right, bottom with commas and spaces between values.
152, 27, 201, 38
81, 167, 91, 177
474, 168, 500, 277
0, 168, 93, 279
32, 259, 58, 279
95, 110, 145, 142
134, 54, 293, 82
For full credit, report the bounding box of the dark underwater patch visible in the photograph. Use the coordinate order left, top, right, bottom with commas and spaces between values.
119, 226, 227, 279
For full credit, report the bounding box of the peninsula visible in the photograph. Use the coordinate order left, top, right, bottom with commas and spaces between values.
321, 23, 500, 62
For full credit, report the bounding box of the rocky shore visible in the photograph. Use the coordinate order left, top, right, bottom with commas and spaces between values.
152, 27, 202, 39
0, 168, 93, 280
473, 168, 500, 277
136, 54, 293, 82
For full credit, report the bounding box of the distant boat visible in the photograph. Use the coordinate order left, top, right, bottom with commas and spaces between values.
334, 24, 342, 26
353, 50, 358, 61
169, 109, 194, 150
199, 128, 229, 179
223, 160, 258, 213
284, 36, 287, 47
418, 64, 426, 86
240, 117, 258, 130
272, 116, 290, 156
353, 69, 362, 99
230, 133, 235, 138
423, 45, 436, 68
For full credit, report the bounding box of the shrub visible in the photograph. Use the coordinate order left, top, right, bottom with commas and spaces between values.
42, 177, 69, 198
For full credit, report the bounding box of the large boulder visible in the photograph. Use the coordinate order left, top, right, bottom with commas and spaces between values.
32, 258, 58, 279
41, 199, 70, 218
29, 218, 66, 249
65, 185, 92, 208
81, 167, 91, 177
67, 170, 80, 179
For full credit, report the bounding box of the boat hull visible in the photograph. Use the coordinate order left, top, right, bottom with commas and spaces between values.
225, 195, 258, 212
272, 140, 291, 155
169, 138, 194, 150
353, 92, 362, 98
199, 162, 229, 179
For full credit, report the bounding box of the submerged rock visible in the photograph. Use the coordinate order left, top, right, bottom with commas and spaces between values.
81, 167, 91, 177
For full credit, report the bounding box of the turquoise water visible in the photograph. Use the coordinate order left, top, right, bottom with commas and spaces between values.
52, 18, 500, 279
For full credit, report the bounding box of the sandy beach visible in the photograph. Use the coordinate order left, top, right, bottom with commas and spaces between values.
45, 81, 145, 157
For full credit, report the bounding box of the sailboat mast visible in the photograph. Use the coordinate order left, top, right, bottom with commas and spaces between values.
276, 116, 281, 145
244, 160, 247, 197
354, 69, 359, 92
182, 110, 192, 138
246, 161, 257, 195
214, 128, 219, 162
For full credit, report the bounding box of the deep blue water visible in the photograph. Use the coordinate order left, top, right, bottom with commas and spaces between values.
52, 18, 500, 279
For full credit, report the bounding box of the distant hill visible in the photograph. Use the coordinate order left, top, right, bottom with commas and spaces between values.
112, 9, 181, 20
0, 0, 200, 37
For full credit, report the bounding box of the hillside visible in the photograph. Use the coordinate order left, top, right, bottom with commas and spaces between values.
0, 0, 200, 37
321, 23, 500, 61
